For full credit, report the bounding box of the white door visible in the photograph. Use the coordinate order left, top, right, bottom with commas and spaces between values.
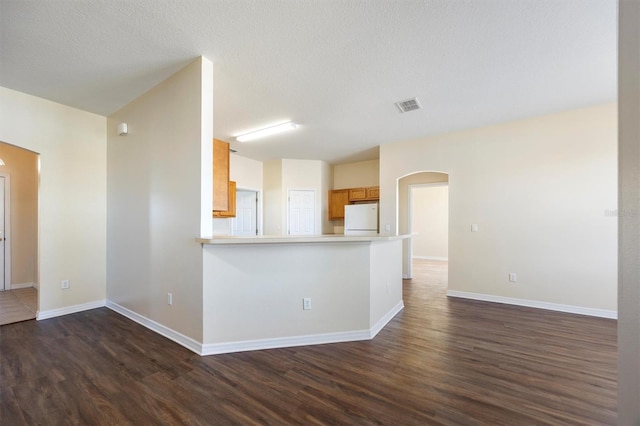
288, 190, 315, 235
233, 190, 258, 236
0, 176, 5, 290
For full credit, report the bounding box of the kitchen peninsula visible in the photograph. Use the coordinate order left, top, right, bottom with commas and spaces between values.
198, 234, 407, 355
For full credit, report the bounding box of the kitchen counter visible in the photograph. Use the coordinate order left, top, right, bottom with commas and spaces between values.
197, 234, 409, 245
200, 234, 406, 355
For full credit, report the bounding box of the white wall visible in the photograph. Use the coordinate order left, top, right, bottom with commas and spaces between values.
202, 239, 403, 349
411, 185, 449, 260
0, 87, 107, 312
334, 159, 380, 188
107, 57, 213, 341
381, 103, 617, 311
230, 153, 263, 190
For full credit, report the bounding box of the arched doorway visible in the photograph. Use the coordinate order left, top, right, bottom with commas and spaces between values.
397, 171, 448, 280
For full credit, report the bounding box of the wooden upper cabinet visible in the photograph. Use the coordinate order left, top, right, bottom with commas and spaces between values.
329, 186, 380, 220
328, 189, 349, 220
348, 188, 367, 201
213, 181, 236, 218
366, 186, 379, 200
213, 139, 230, 211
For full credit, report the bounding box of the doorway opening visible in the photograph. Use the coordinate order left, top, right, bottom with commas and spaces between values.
0, 142, 39, 325
398, 171, 448, 281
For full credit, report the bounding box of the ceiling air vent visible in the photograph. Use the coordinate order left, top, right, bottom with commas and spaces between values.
395, 97, 422, 113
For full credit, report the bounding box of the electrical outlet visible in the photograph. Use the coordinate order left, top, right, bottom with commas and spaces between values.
385, 224, 391, 232
167, 293, 173, 305
471, 224, 479, 232
61, 280, 70, 289
509, 273, 517, 282
303, 297, 312, 310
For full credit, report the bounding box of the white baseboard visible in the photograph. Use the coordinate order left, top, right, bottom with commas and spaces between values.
446, 290, 617, 319
106, 301, 202, 355
403, 274, 412, 279
37, 299, 106, 320
413, 256, 448, 261
370, 300, 404, 338
202, 301, 405, 356
11, 282, 36, 290
201, 329, 371, 356
106, 300, 404, 356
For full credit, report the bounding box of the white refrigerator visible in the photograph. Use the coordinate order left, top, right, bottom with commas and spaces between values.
344, 203, 378, 235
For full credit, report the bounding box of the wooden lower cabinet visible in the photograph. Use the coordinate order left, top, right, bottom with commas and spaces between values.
328, 189, 349, 220
213, 181, 236, 218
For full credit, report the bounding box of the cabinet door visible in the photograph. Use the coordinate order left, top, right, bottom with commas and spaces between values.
348, 188, 367, 201
213, 181, 236, 218
212, 139, 230, 211
328, 189, 349, 220
366, 186, 379, 200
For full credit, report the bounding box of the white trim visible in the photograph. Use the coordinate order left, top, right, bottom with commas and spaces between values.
202, 301, 404, 355
105, 300, 403, 356
0, 173, 11, 291
106, 301, 203, 354
402, 274, 412, 279
446, 290, 617, 319
37, 299, 106, 320
413, 255, 448, 261
370, 300, 404, 338
11, 281, 35, 289
202, 329, 371, 356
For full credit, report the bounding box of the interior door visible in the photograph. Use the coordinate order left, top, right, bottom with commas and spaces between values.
288, 189, 315, 235
233, 190, 258, 236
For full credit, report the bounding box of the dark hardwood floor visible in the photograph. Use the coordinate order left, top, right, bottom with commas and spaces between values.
0, 260, 617, 425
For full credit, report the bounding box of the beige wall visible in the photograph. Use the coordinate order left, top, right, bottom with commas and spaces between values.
0, 142, 38, 287
107, 57, 213, 341
334, 159, 379, 189
411, 185, 449, 260
263, 159, 283, 235
0, 86, 107, 312
381, 103, 617, 311
263, 159, 331, 235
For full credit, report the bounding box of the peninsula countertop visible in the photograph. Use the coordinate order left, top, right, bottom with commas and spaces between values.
197, 234, 410, 245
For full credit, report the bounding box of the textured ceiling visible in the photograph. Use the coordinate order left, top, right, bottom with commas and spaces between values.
0, 0, 616, 164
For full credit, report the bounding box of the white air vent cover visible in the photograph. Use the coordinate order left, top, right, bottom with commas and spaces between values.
395, 97, 422, 113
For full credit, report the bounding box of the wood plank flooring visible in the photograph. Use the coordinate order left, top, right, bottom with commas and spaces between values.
0, 287, 37, 325
0, 260, 617, 425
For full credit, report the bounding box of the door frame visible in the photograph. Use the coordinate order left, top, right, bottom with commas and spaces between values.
0, 173, 12, 291
287, 188, 316, 235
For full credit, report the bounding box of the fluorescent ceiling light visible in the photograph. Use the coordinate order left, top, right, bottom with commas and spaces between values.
236, 122, 297, 142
